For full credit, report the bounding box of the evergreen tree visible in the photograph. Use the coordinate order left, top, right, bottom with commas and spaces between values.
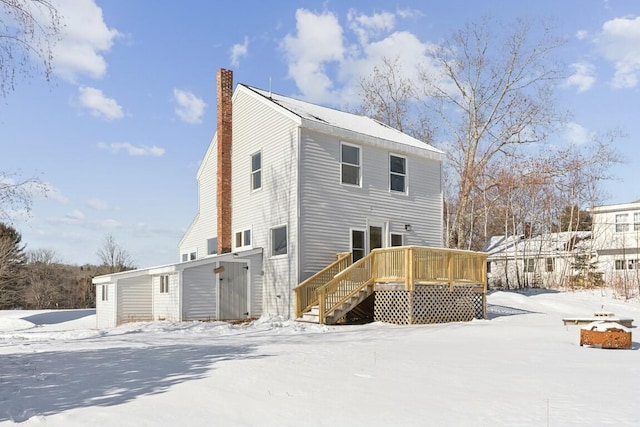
0, 223, 27, 308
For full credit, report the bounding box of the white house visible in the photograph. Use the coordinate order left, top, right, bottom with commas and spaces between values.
589, 200, 640, 288
484, 231, 593, 289
94, 69, 445, 328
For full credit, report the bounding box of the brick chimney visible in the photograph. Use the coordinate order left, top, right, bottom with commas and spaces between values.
216, 68, 233, 254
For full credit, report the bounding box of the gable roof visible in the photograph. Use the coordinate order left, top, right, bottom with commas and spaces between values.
242, 85, 444, 160
484, 231, 592, 259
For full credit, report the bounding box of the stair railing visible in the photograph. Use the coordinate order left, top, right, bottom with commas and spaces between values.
293, 252, 351, 319
317, 251, 375, 323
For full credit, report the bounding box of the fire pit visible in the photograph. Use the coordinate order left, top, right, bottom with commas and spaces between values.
580, 321, 632, 349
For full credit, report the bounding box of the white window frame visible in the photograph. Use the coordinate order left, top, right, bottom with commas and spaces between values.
270, 224, 288, 258
615, 259, 625, 270
234, 228, 252, 250
340, 142, 361, 187
160, 275, 169, 294
390, 233, 404, 247
545, 257, 554, 273
615, 213, 629, 233
523, 258, 535, 273
635, 212, 640, 231
251, 151, 262, 192
389, 153, 407, 194
101, 284, 108, 301
207, 237, 218, 255
350, 228, 366, 262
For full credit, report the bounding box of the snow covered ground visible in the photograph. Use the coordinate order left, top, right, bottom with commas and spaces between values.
1, 290, 639, 426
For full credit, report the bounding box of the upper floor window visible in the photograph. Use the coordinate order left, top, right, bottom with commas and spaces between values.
635, 212, 640, 231
207, 238, 218, 255
270, 225, 288, 257
235, 229, 251, 249
389, 154, 407, 193
251, 151, 262, 191
341, 142, 361, 186
615, 214, 629, 233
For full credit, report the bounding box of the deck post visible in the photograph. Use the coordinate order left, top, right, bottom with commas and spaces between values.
407, 246, 414, 291
318, 288, 325, 324
447, 252, 454, 292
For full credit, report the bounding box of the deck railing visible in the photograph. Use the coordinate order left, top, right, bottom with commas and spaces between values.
293, 252, 351, 319
294, 246, 487, 321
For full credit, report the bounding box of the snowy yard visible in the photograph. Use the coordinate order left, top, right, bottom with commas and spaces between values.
1, 290, 639, 426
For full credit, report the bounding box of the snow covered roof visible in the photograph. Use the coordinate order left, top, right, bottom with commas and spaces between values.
484, 231, 592, 259
243, 85, 444, 160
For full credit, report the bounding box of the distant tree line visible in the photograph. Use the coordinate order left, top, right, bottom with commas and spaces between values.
0, 225, 135, 310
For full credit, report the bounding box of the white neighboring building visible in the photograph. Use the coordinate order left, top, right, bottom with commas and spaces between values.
484, 232, 593, 289
93, 69, 445, 328
589, 200, 640, 287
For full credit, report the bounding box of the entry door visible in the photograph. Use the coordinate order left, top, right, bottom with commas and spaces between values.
368, 220, 387, 252
218, 261, 248, 320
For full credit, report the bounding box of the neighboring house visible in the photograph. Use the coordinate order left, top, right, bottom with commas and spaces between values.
484, 231, 593, 289
589, 201, 640, 287
94, 69, 445, 328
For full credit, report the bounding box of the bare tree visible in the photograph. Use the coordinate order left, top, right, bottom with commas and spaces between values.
0, 170, 47, 222
419, 18, 569, 249
357, 56, 434, 143
97, 233, 135, 273
0, 0, 62, 98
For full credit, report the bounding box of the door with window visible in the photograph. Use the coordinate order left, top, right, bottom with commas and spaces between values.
368, 220, 386, 252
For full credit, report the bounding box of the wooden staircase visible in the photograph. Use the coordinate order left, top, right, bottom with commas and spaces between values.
297, 285, 373, 324
294, 252, 375, 325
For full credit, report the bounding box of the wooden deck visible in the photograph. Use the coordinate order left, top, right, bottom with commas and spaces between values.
293, 246, 488, 324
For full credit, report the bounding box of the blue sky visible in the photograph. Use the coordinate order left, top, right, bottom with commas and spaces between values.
1, 0, 639, 267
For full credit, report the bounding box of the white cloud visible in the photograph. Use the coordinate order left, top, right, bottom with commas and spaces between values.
564, 62, 596, 93
173, 89, 207, 124
575, 30, 589, 40
281, 9, 345, 104
280, 8, 437, 106
65, 209, 85, 222
48, 0, 121, 81
396, 8, 422, 19
595, 16, 640, 88
78, 86, 124, 120
231, 37, 249, 67
97, 142, 165, 157
347, 9, 395, 45
88, 198, 108, 210
563, 122, 593, 145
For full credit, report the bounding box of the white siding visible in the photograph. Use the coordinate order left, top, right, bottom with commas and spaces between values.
182, 264, 217, 321
152, 274, 180, 321
231, 88, 300, 318
116, 276, 153, 325
179, 134, 218, 260
298, 128, 443, 279
95, 283, 116, 329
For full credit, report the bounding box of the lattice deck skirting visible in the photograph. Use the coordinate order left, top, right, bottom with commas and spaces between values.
374, 284, 485, 325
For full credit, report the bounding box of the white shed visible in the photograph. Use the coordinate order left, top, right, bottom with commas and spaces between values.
94, 248, 262, 328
